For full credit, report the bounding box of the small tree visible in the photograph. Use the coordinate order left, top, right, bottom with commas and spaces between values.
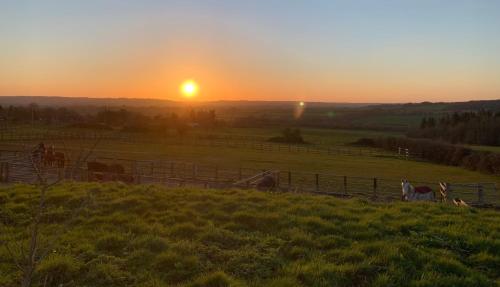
2, 138, 100, 287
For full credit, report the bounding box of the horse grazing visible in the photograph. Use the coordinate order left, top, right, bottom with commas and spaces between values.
43, 146, 54, 167
54, 152, 65, 168
87, 161, 133, 183
41, 145, 65, 168
401, 179, 435, 201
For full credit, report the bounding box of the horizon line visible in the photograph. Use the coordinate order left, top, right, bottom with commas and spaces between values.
2, 95, 499, 105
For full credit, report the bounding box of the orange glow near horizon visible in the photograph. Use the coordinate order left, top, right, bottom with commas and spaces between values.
1, 2, 500, 103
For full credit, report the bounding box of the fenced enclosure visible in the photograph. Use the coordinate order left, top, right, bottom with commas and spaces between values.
0, 128, 396, 158
1, 150, 498, 206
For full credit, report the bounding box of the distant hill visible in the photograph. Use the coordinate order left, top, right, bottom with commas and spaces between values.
1, 96, 498, 110
0, 96, 177, 107
370, 100, 500, 112
0, 96, 372, 108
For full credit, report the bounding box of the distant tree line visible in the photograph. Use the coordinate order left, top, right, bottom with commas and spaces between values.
232, 108, 412, 132
0, 104, 222, 135
355, 137, 500, 175
0, 104, 83, 124
409, 110, 500, 146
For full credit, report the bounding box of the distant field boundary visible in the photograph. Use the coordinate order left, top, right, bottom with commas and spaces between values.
1, 149, 497, 206
0, 129, 397, 158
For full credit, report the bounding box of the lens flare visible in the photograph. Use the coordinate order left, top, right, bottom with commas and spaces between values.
294, 101, 306, 119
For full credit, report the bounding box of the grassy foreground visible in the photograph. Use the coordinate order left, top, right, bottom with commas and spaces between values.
1, 183, 499, 287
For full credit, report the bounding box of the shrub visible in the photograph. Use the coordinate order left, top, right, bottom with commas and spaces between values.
350, 138, 375, 147
268, 128, 307, 144
368, 136, 500, 175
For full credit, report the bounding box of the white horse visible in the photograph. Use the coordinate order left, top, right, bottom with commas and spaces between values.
401, 179, 435, 201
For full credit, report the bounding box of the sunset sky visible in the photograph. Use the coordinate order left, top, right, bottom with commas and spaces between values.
1, 0, 499, 103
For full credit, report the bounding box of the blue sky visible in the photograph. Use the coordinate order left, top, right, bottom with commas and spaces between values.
1, 0, 499, 102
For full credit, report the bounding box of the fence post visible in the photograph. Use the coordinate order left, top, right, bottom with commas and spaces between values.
192, 164, 197, 180
288, 171, 292, 190
373, 177, 378, 199
477, 184, 484, 204
343, 176, 347, 195
276, 171, 280, 189
315, 173, 319, 192
0, 162, 7, 182
238, 167, 242, 180
170, 162, 174, 177
132, 161, 139, 184
214, 165, 218, 183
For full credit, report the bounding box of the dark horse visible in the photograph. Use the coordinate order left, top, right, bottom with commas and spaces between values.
87, 161, 134, 183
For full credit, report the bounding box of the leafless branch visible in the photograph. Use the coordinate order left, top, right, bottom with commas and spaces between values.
0, 133, 103, 287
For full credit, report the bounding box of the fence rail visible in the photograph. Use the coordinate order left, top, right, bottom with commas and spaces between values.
1, 150, 497, 206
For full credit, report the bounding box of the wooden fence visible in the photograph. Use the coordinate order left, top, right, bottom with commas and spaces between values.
1, 151, 497, 206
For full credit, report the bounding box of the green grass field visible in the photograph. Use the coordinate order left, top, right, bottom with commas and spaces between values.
1, 127, 499, 187
1, 183, 499, 286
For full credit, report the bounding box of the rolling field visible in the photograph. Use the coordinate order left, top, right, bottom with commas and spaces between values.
1, 127, 499, 187
1, 183, 499, 286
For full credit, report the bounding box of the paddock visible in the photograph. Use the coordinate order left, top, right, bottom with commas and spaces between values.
1, 149, 498, 207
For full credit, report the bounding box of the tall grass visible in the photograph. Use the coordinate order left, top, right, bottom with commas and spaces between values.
0, 183, 499, 286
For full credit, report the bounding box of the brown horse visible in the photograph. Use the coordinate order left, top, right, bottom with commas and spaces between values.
42, 146, 65, 168
87, 161, 108, 181
87, 161, 133, 183
54, 152, 65, 168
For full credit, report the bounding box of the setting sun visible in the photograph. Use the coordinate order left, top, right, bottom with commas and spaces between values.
180, 80, 198, 98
